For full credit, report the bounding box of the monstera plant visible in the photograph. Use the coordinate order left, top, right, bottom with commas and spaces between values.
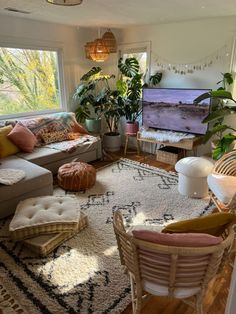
117, 57, 162, 134
73, 67, 115, 133
194, 73, 236, 160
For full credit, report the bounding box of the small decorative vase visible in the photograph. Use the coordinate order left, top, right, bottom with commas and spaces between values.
125, 121, 139, 134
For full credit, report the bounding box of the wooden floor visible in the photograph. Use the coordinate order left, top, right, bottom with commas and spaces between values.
92, 150, 233, 314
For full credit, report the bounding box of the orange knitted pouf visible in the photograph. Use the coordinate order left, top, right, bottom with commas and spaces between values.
57, 162, 96, 191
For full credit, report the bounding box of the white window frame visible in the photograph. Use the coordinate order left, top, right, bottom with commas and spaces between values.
230, 37, 236, 99
0, 36, 66, 120
117, 41, 151, 80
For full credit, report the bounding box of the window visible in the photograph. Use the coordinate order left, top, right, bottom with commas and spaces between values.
230, 38, 236, 100
0, 47, 63, 117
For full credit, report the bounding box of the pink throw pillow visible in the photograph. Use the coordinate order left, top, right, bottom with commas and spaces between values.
7, 123, 37, 153
132, 230, 222, 247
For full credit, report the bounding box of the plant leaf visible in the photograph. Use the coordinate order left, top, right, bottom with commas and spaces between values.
202, 108, 232, 123
80, 67, 102, 81
116, 80, 128, 96
212, 134, 236, 160
212, 147, 224, 160
223, 72, 234, 85
118, 57, 139, 78
194, 90, 235, 104
149, 72, 162, 86
75, 106, 90, 123
202, 124, 232, 143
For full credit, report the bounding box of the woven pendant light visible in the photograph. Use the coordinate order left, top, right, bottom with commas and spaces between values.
46, 0, 83, 5
90, 38, 109, 62
102, 29, 117, 53
84, 41, 95, 60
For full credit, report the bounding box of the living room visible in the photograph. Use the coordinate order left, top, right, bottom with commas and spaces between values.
0, 1, 236, 314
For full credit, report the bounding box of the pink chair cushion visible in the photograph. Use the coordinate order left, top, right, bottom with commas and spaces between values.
7, 123, 37, 153
207, 173, 236, 204
132, 230, 222, 247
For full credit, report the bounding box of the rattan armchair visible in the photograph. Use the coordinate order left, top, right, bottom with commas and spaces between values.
208, 150, 236, 212
113, 210, 235, 314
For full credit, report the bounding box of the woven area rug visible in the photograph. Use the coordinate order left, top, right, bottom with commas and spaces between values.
0, 158, 212, 314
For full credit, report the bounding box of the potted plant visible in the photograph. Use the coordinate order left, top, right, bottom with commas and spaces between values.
102, 90, 125, 152
72, 67, 114, 133
117, 57, 162, 134
194, 72, 236, 160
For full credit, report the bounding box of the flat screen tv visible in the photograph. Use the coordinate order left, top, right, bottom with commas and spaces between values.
142, 88, 211, 135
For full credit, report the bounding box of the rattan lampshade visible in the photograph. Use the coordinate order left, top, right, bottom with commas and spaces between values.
102, 29, 117, 53
46, 0, 83, 5
90, 38, 109, 62
84, 41, 95, 60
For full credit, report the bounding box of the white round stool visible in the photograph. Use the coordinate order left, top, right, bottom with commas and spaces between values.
175, 157, 214, 198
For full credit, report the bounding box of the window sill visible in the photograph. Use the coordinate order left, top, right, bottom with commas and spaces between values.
0, 109, 65, 121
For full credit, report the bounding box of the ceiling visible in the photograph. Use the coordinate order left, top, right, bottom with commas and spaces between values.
0, 0, 236, 28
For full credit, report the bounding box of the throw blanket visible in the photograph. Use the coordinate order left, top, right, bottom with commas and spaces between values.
140, 129, 195, 142
0, 169, 25, 185
44, 135, 97, 153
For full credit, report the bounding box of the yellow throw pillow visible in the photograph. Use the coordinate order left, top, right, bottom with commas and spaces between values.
0, 125, 20, 158
162, 212, 236, 236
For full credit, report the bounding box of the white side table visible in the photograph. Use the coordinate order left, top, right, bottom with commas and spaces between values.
175, 157, 214, 198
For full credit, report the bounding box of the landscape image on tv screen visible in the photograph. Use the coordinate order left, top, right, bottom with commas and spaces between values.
142, 88, 211, 135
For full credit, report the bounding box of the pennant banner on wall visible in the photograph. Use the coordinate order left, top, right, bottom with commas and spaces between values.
154, 41, 232, 75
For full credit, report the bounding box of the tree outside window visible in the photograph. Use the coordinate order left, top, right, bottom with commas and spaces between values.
0, 47, 62, 116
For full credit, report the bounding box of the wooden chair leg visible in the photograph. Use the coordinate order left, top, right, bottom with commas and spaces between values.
124, 135, 129, 156
196, 293, 204, 314
196, 301, 204, 314
130, 274, 142, 314
136, 138, 141, 155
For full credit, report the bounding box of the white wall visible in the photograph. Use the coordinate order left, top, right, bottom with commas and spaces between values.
121, 17, 236, 90
120, 17, 236, 154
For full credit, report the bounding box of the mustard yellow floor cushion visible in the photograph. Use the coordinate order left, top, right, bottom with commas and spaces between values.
0, 125, 19, 158
162, 212, 236, 236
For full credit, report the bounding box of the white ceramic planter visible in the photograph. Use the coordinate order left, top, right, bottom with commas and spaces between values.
85, 118, 101, 134
103, 133, 121, 152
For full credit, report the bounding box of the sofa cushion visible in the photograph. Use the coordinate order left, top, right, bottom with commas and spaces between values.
7, 123, 37, 153
0, 125, 20, 158
0, 156, 52, 203
17, 136, 100, 166
207, 173, 236, 204
132, 230, 222, 247
20, 112, 87, 145
41, 130, 68, 144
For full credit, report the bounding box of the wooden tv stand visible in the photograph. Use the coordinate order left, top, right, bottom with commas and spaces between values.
137, 131, 203, 157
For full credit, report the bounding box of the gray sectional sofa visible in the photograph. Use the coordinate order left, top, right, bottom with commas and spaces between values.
0, 113, 102, 219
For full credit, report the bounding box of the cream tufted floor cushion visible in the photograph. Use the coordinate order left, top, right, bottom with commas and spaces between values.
23, 212, 88, 256
9, 195, 80, 241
